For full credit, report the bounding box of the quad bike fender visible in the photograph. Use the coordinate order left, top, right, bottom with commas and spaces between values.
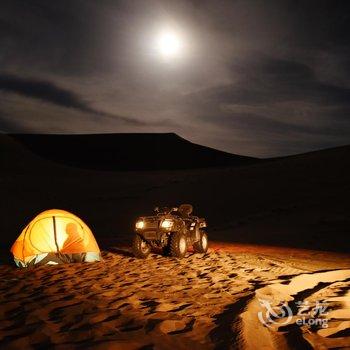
186, 223, 200, 242
194, 225, 201, 241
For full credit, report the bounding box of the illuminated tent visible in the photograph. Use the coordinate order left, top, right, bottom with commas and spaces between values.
11, 209, 101, 267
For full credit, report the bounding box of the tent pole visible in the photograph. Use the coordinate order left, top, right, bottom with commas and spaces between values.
52, 216, 60, 252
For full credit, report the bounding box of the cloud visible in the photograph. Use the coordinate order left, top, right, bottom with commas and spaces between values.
0, 74, 145, 126
0, 113, 22, 132
0, 1, 349, 156
199, 111, 348, 138
186, 56, 350, 156
190, 57, 350, 107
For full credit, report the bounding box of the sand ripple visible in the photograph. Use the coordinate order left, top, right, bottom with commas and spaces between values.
0, 249, 349, 349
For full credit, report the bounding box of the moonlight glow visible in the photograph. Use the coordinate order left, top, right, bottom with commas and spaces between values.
155, 30, 183, 59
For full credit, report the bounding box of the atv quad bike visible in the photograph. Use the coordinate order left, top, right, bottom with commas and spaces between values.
132, 204, 208, 258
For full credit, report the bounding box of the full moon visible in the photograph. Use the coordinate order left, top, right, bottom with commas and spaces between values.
155, 30, 183, 59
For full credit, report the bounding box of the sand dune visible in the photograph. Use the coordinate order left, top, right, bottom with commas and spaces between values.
1, 133, 349, 253
0, 247, 349, 349
9, 133, 256, 171
1, 134, 350, 348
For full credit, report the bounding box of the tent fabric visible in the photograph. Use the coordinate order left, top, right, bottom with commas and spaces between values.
11, 209, 101, 267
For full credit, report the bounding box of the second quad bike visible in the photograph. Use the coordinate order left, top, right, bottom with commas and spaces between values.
132, 204, 208, 258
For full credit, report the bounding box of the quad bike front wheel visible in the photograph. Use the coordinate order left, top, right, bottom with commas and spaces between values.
193, 231, 208, 253
132, 234, 151, 258
169, 232, 188, 258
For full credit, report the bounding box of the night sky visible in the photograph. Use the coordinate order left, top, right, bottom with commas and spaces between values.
1, 0, 350, 157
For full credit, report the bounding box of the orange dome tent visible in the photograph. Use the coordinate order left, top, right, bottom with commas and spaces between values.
11, 209, 101, 267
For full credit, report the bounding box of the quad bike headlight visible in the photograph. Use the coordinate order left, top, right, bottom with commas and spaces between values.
161, 219, 173, 229
135, 220, 145, 229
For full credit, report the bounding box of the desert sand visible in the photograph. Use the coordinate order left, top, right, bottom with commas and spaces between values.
1, 134, 350, 349
1, 134, 349, 253
0, 244, 349, 349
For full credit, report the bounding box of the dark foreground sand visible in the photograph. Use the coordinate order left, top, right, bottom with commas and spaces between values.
0, 244, 349, 349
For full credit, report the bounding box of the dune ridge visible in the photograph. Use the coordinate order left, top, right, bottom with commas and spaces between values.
7, 133, 256, 171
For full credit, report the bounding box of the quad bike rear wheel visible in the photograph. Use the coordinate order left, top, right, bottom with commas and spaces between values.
193, 231, 208, 253
132, 234, 151, 258
169, 232, 188, 258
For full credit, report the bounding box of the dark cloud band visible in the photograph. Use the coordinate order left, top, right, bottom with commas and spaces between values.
0, 74, 144, 126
